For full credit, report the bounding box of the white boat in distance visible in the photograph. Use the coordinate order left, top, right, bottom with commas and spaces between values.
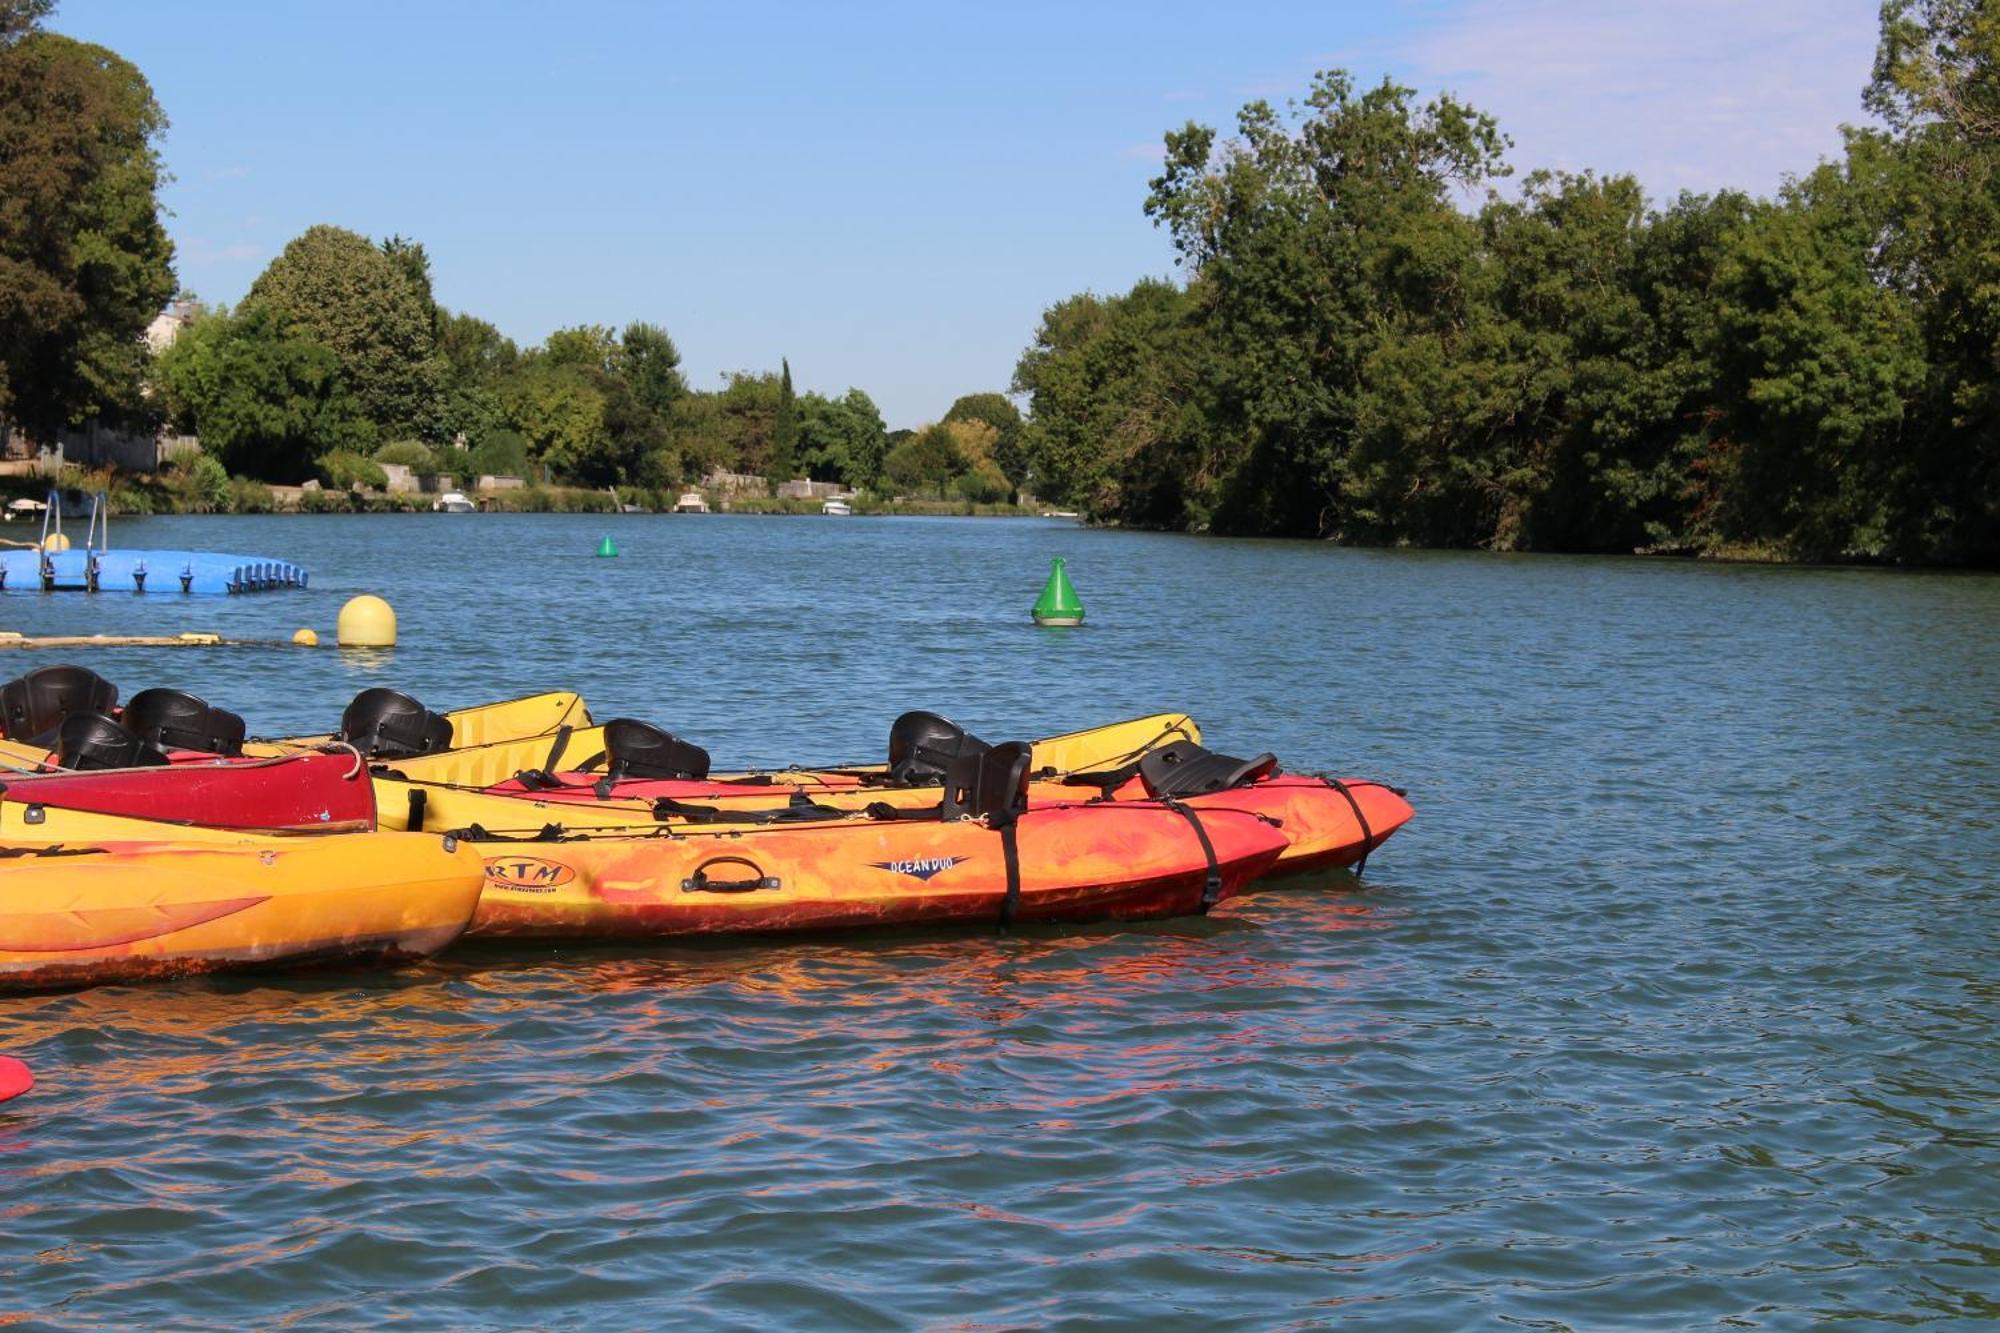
434, 491, 476, 513
821, 499, 853, 516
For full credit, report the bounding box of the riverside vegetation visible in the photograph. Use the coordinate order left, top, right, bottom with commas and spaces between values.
1014, 1, 2000, 565
1, 0, 1994, 562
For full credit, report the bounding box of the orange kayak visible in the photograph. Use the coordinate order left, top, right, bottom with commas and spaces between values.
468, 800, 1290, 940
481, 720, 1413, 877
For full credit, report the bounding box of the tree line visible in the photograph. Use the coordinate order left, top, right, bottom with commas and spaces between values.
10, 0, 1993, 557
0, 0, 1026, 502
1012, 0, 2000, 565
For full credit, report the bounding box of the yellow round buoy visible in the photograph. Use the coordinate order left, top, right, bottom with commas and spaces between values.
41, 532, 69, 553
292, 627, 319, 646
336, 595, 396, 648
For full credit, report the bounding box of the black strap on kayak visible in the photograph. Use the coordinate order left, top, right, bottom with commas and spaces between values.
1059, 757, 1145, 795
407, 787, 427, 832
575, 751, 606, 773
541, 725, 573, 776
449, 821, 570, 843
998, 814, 1022, 928
650, 791, 850, 825
862, 799, 943, 821
1159, 798, 1224, 912
1320, 776, 1375, 876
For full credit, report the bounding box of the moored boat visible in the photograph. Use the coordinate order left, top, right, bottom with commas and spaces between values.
465, 715, 1413, 876
0, 817, 483, 992
460, 742, 1288, 939
0, 750, 375, 832
0, 665, 591, 768
469, 803, 1287, 939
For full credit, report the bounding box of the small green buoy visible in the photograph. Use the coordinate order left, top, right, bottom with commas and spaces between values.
1032, 556, 1084, 626
596, 534, 618, 558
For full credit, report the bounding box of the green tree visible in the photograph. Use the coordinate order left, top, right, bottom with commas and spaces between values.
154, 304, 375, 481
246, 224, 443, 439
710, 371, 782, 475
1861, 0, 2000, 561
501, 361, 607, 481
1013, 279, 1215, 526
378, 233, 437, 333
770, 356, 799, 480
797, 388, 887, 487
883, 421, 963, 495
0, 18, 175, 438
1143, 71, 1509, 537
943, 392, 1025, 493
434, 310, 516, 446
466, 428, 529, 478
667, 391, 734, 482
373, 438, 440, 473
619, 321, 685, 415
541, 323, 619, 374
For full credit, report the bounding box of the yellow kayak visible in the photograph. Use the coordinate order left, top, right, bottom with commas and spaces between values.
242, 688, 592, 756
0, 803, 484, 992
0, 687, 591, 771
376, 710, 1201, 793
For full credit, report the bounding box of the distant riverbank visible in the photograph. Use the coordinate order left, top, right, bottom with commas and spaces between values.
0, 471, 1043, 520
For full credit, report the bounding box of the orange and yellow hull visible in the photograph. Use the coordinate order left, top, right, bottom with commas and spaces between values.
0, 820, 484, 992
468, 803, 1288, 940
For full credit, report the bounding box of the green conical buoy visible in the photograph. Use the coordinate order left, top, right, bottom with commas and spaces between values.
1032, 556, 1084, 626
596, 534, 618, 558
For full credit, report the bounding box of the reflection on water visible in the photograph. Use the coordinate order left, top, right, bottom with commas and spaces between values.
3, 516, 1998, 1325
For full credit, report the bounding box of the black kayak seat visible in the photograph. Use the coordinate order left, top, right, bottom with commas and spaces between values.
601, 718, 711, 782
338, 688, 454, 760
54, 711, 170, 771
122, 688, 246, 757
887, 710, 991, 787
941, 740, 1033, 823
1, 664, 118, 744
1138, 741, 1279, 799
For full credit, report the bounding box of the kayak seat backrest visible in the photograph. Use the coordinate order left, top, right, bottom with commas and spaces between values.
940, 740, 1032, 823
122, 688, 246, 757
0, 663, 117, 744
1138, 740, 1279, 799
54, 711, 169, 771
602, 718, 711, 782
887, 710, 990, 787
338, 688, 454, 760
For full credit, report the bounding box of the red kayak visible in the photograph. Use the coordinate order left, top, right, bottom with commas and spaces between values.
0, 1056, 30, 1104
0, 751, 375, 832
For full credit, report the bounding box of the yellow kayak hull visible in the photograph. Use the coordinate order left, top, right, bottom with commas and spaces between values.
0, 807, 484, 991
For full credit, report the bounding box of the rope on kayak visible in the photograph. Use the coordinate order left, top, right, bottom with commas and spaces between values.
1158, 798, 1224, 912
1041, 718, 1205, 790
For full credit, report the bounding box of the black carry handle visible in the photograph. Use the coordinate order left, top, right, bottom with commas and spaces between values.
680, 856, 781, 893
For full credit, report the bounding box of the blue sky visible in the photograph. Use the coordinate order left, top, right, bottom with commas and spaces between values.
58, 1, 1882, 428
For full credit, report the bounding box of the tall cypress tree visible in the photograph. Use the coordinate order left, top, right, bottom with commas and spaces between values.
771, 356, 798, 481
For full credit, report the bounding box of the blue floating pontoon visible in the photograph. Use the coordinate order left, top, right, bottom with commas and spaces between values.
0, 490, 308, 595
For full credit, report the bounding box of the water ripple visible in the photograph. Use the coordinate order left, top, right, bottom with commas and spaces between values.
2, 518, 1998, 1325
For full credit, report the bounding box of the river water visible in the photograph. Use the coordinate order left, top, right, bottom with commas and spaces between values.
1, 514, 1995, 1327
